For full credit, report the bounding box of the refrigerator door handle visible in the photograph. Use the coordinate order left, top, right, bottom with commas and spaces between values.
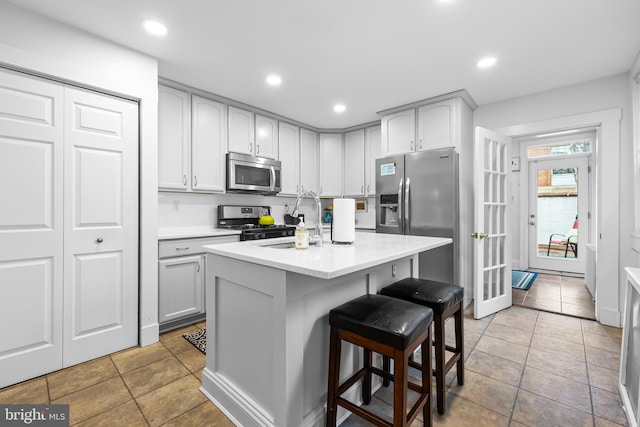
398, 179, 404, 234
404, 177, 410, 234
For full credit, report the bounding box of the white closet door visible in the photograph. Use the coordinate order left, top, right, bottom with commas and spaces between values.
63, 87, 138, 366
0, 68, 64, 388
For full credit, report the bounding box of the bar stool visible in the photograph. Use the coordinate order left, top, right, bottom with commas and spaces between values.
326, 294, 433, 427
380, 278, 464, 415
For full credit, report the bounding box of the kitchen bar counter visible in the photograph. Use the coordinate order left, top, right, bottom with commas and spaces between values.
200, 232, 451, 427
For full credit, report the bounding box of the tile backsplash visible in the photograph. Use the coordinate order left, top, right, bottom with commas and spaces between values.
158, 192, 376, 230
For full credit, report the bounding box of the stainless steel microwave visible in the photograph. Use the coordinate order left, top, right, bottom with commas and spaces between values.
226, 152, 281, 195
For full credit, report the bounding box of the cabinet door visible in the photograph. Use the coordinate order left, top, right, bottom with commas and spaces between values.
365, 125, 382, 196
319, 133, 343, 197
381, 109, 415, 156
159, 255, 204, 323
158, 85, 190, 190
255, 115, 278, 159
300, 128, 318, 194
192, 96, 227, 192
417, 99, 458, 151
278, 122, 300, 196
343, 129, 365, 196
228, 106, 254, 155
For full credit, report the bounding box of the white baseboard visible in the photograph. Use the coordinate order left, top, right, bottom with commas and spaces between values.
598, 307, 621, 327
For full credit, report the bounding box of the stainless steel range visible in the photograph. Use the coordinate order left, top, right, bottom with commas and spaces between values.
217, 205, 296, 241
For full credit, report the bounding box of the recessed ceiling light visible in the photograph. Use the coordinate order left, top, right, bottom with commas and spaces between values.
333, 104, 346, 113
266, 75, 282, 86
477, 57, 497, 69
142, 19, 169, 36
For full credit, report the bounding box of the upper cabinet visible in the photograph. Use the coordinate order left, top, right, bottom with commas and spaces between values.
365, 125, 381, 196
300, 128, 318, 194
255, 115, 278, 159
343, 129, 365, 197
228, 106, 278, 159
381, 109, 415, 156
417, 98, 458, 151
319, 133, 343, 197
228, 106, 255, 156
381, 98, 464, 156
191, 95, 227, 192
158, 85, 190, 190
278, 122, 300, 196
158, 85, 227, 193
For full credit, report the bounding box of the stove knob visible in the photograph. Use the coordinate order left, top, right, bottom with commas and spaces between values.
282, 230, 287, 237
260, 232, 267, 239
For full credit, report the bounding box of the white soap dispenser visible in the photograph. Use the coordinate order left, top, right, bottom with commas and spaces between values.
295, 221, 309, 250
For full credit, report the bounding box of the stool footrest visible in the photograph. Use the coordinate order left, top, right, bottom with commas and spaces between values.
337, 366, 368, 396
337, 396, 393, 427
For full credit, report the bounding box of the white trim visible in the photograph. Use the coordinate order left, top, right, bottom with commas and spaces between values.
497, 108, 622, 326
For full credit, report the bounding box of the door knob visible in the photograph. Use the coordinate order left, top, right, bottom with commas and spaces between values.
471, 232, 488, 239
529, 221, 536, 225
96, 238, 104, 243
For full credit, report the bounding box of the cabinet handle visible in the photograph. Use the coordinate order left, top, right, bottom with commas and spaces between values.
256, 144, 260, 154
183, 174, 187, 186
419, 139, 423, 150
296, 184, 299, 193
96, 237, 103, 243
410, 140, 414, 151
361, 185, 364, 193
175, 247, 189, 251
193, 175, 198, 187
249, 142, 253, 153
320, 186, 323, 194
196, 261, 201, 272
367, 184, 370, 194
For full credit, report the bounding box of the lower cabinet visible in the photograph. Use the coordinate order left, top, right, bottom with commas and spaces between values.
158, 235, 238, 331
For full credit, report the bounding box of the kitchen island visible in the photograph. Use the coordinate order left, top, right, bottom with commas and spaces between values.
201, 232, 452, 427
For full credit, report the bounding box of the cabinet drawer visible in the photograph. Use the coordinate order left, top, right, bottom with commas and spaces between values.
159, 235, 239, 258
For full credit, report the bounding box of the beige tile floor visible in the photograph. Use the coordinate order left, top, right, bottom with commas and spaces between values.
0, 305, 626, 426
512, 273, 596, 320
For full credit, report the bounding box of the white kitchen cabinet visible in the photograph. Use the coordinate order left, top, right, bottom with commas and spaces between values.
159, 254, 204, 324
158, 235, 238, 330
365, 125, 381, 196
158, 86, 227, 193
228, 107, 278, 159
159, 85, 190, 190
381, 98, 464, 156
343, 129, 365, 196
319, 133, 343, 197
381, 108, 415, 156
192, 95, 227, 192
228, 106, 255, 156
255, 114, 278, 159
278, 122, 300, 196
300, 128, 319, 194
417, 98, 459, 151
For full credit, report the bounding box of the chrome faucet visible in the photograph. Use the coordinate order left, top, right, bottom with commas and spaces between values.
291, 190, 323, 247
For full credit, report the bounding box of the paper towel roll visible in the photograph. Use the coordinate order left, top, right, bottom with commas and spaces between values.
332, 198, 355, 243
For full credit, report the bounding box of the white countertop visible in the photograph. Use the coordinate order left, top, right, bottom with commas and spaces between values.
158, 227, 241, 240
204, 232, 452, 279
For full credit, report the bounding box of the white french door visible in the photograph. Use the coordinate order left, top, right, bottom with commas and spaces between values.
473, 127, 512, 319
0, 68, 138, 387
527, 156, 588, 274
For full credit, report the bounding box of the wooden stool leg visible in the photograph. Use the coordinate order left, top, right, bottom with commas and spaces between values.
434, 314, 446, 414
455, 302, 464, 385
382, 355, 390, 387
326, 326, 341, 427
422, 327, 432, 427
393, 349, 409, 427
362, 348, 372, 404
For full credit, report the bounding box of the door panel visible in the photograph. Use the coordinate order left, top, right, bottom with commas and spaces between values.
0, 68, 64, 388
473, 127, 512, 319
63, 86, 138, 366
527, 157, 588, 274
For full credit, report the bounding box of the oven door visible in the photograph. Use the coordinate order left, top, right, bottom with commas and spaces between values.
227, 152, 281, 194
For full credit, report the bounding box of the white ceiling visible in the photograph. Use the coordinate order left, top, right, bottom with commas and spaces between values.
7, 0, 640, 129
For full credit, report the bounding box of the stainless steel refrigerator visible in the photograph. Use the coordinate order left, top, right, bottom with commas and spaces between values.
376, 147, 459, 285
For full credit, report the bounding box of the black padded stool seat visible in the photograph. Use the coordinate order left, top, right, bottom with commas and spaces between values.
326, 294, 433, 427
380, 278, 464, 415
